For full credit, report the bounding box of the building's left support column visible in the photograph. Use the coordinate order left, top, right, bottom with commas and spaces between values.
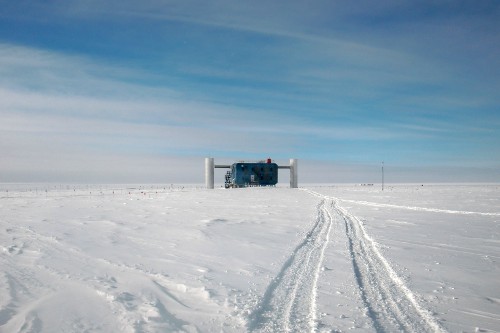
205, 157, 214, 189
289, 158, 298, 188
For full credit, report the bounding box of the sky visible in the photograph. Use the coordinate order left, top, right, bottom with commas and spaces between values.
0, 0, 499, 184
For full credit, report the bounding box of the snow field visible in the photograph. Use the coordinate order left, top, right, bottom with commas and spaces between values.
1, 184, 499, 332
310, 185, 500, 332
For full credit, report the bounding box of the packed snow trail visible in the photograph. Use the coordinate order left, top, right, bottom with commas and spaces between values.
303, 189, 447, 333
247, 199, 334, 332
339, 199, 500, 216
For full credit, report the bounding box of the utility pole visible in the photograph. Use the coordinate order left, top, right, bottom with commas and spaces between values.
382, 161, 385, 191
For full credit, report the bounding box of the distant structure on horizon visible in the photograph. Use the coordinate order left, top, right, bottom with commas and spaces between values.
205, 158, 298, 189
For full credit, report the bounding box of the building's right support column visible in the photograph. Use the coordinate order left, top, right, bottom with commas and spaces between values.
205, 157, 214, 189
290, 158, 298, 188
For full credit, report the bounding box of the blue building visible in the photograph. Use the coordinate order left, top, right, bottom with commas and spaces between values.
205, 157, 297, 189
225, 161, 278, 188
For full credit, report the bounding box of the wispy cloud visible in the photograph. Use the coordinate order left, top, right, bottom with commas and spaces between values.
1, 1, 499, 182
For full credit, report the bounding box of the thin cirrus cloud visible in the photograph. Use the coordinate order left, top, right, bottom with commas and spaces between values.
0, 44, 329, 182
0, 1, 499, 183
0, 42, 408, 138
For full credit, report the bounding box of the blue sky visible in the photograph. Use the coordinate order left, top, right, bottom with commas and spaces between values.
1, 1, 499, 183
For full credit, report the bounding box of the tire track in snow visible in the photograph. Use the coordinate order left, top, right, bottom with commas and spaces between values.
247, 199, 333, 332
304, 189, 447, 333
340, 199, 500, 216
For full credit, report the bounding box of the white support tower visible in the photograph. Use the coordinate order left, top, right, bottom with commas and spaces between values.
290, 158, 298, 188
205, 157, 214, 189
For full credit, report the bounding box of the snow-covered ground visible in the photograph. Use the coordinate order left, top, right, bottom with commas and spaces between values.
1, 184, 499, 332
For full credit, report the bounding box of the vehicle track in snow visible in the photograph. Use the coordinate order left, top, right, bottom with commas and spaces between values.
247, 199, 333, 332
304, 189, 447, 333
339, 199, 500, 216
